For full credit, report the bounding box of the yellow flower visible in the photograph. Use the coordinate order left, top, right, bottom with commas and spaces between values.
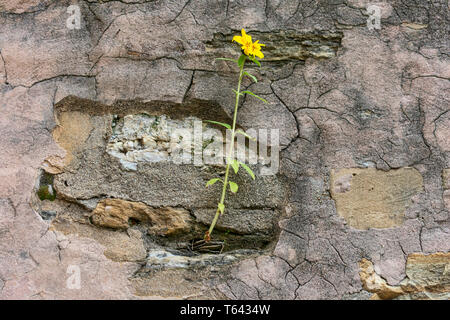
250, 40, 264, 59
232, 29, 265, 59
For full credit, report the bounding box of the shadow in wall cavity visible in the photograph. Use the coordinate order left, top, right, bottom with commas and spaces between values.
32, 96, 287, 267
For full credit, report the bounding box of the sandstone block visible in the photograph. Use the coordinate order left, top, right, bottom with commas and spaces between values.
91, 199, 193, 236
330, 167, 423, 229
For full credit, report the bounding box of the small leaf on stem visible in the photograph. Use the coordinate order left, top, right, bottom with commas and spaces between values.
243, 71, 258, 83
206, 178, 221, 187
247, 56, 261, 67
205, 120, 231, 130
229, 181, 238, 193
218, 203, 225, 214
241, 90, 267, 103
231, 159, 239, 174
236, 129, 256, 141
238, 54, 247, 67
239, 162, 256, 180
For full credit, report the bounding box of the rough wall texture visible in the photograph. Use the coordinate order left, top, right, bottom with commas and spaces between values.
0, 0, 449, 299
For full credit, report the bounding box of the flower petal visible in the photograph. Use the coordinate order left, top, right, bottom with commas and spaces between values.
242, 46, 250, 56
232, 35, 244, 45
254, 50, 264, 59
254, 40, 265, 47
241, 28, 252, 44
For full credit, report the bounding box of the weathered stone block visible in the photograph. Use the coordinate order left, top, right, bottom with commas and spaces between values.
206, 31, 343, 61
330, 167, 423, 229
50, 111, 93, 172
359, 253, 450, 300
91, 198, 193, 236
193, 208, 277, 235
404, 252, 450, 293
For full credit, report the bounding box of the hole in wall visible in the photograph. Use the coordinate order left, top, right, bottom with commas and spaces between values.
32, 96, 288, 268
36, 171, 56, 201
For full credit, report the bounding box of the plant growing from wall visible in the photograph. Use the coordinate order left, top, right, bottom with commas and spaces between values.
204, 29, 266, 241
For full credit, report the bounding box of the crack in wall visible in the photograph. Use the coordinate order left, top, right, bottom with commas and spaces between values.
32, 95, 287, 280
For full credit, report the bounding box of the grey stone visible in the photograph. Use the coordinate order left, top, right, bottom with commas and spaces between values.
145, 249, 240, 269
193, 208, 277, 235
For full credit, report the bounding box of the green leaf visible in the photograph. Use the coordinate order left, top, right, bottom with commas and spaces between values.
206, 178, 221, 187
243, 71, 257, 83
231, 159, 239, 174
238, 54, 247, 67
248, 56, 261, 67
216, 57, 238, 63
241, 91, 268, 103
229, 181, 238, 193
218, 203, 225, 214
239, 162, 255, 180
205, 120, 231, 130
236, 129, 256, 141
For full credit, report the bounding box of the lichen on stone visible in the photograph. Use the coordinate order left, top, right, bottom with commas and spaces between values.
36, 171, 56, 201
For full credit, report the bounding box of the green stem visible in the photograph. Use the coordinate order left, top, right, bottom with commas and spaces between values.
207, 56, 246, 239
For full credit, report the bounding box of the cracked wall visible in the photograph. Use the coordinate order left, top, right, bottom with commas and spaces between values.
0, 0, 449, 299
41, 97, 285, 252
